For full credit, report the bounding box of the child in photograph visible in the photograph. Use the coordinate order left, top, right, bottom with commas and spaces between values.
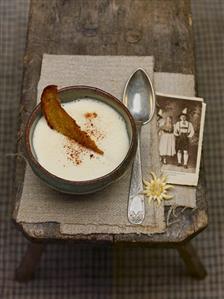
158, 113, 176, 165
174, 108, 195, 168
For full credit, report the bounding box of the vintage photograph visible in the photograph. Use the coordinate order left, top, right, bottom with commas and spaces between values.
156, 93, 206, 186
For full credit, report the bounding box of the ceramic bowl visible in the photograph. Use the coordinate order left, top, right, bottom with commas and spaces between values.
25, 86, 137, 195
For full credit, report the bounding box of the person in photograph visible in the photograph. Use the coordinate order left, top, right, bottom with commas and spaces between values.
174, 108, 195, 168
158, 111, 176, 165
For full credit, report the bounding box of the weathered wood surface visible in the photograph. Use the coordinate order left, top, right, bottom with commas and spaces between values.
14, 0, 207, 243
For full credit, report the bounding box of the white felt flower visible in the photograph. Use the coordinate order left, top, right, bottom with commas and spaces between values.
143, 172, 173, 206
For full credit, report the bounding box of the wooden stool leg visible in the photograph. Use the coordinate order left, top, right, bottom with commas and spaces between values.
177, 241, 207, 279
113, 243, 127, 287
15, 242, 45, 282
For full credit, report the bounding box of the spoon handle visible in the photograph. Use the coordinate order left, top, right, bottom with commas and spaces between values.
128, 127, 145, 224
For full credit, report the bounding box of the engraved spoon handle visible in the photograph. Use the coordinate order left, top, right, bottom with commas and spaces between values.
128, 126, 145, 224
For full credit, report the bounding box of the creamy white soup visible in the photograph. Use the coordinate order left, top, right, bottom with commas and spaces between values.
33, 98, 130, 181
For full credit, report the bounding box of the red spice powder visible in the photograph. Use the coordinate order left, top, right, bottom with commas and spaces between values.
64, 138, 86, 166
84, 112, 104, 141
64, 113, 105, 164
84, 112, 97, 119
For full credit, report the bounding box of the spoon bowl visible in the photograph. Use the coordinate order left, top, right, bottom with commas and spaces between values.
123, 68, 155, 125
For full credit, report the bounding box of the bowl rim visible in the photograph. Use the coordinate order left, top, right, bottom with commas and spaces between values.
25, 85, 137, 186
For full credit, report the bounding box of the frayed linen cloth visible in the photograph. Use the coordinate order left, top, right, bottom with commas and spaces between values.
16, 55, 196, 235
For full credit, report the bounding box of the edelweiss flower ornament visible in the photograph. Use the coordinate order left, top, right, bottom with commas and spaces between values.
143, 172, 173, 206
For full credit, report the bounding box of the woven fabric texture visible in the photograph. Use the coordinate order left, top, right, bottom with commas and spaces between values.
0, 0, 224, 298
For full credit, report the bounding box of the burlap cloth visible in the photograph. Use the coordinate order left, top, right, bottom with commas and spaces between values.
16, 55, 196, 235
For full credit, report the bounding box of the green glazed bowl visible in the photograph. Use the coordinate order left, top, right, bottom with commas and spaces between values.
25, 86, 137, 195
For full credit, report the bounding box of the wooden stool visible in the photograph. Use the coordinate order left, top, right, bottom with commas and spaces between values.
13, 0, 208, 282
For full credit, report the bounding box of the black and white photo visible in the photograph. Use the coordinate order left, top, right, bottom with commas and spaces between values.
156, 93, 206, 186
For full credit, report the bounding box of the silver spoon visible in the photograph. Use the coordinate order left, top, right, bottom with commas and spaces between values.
123, 68, 156, 224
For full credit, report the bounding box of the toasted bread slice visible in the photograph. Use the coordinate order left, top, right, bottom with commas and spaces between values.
41, 85, 103, 155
